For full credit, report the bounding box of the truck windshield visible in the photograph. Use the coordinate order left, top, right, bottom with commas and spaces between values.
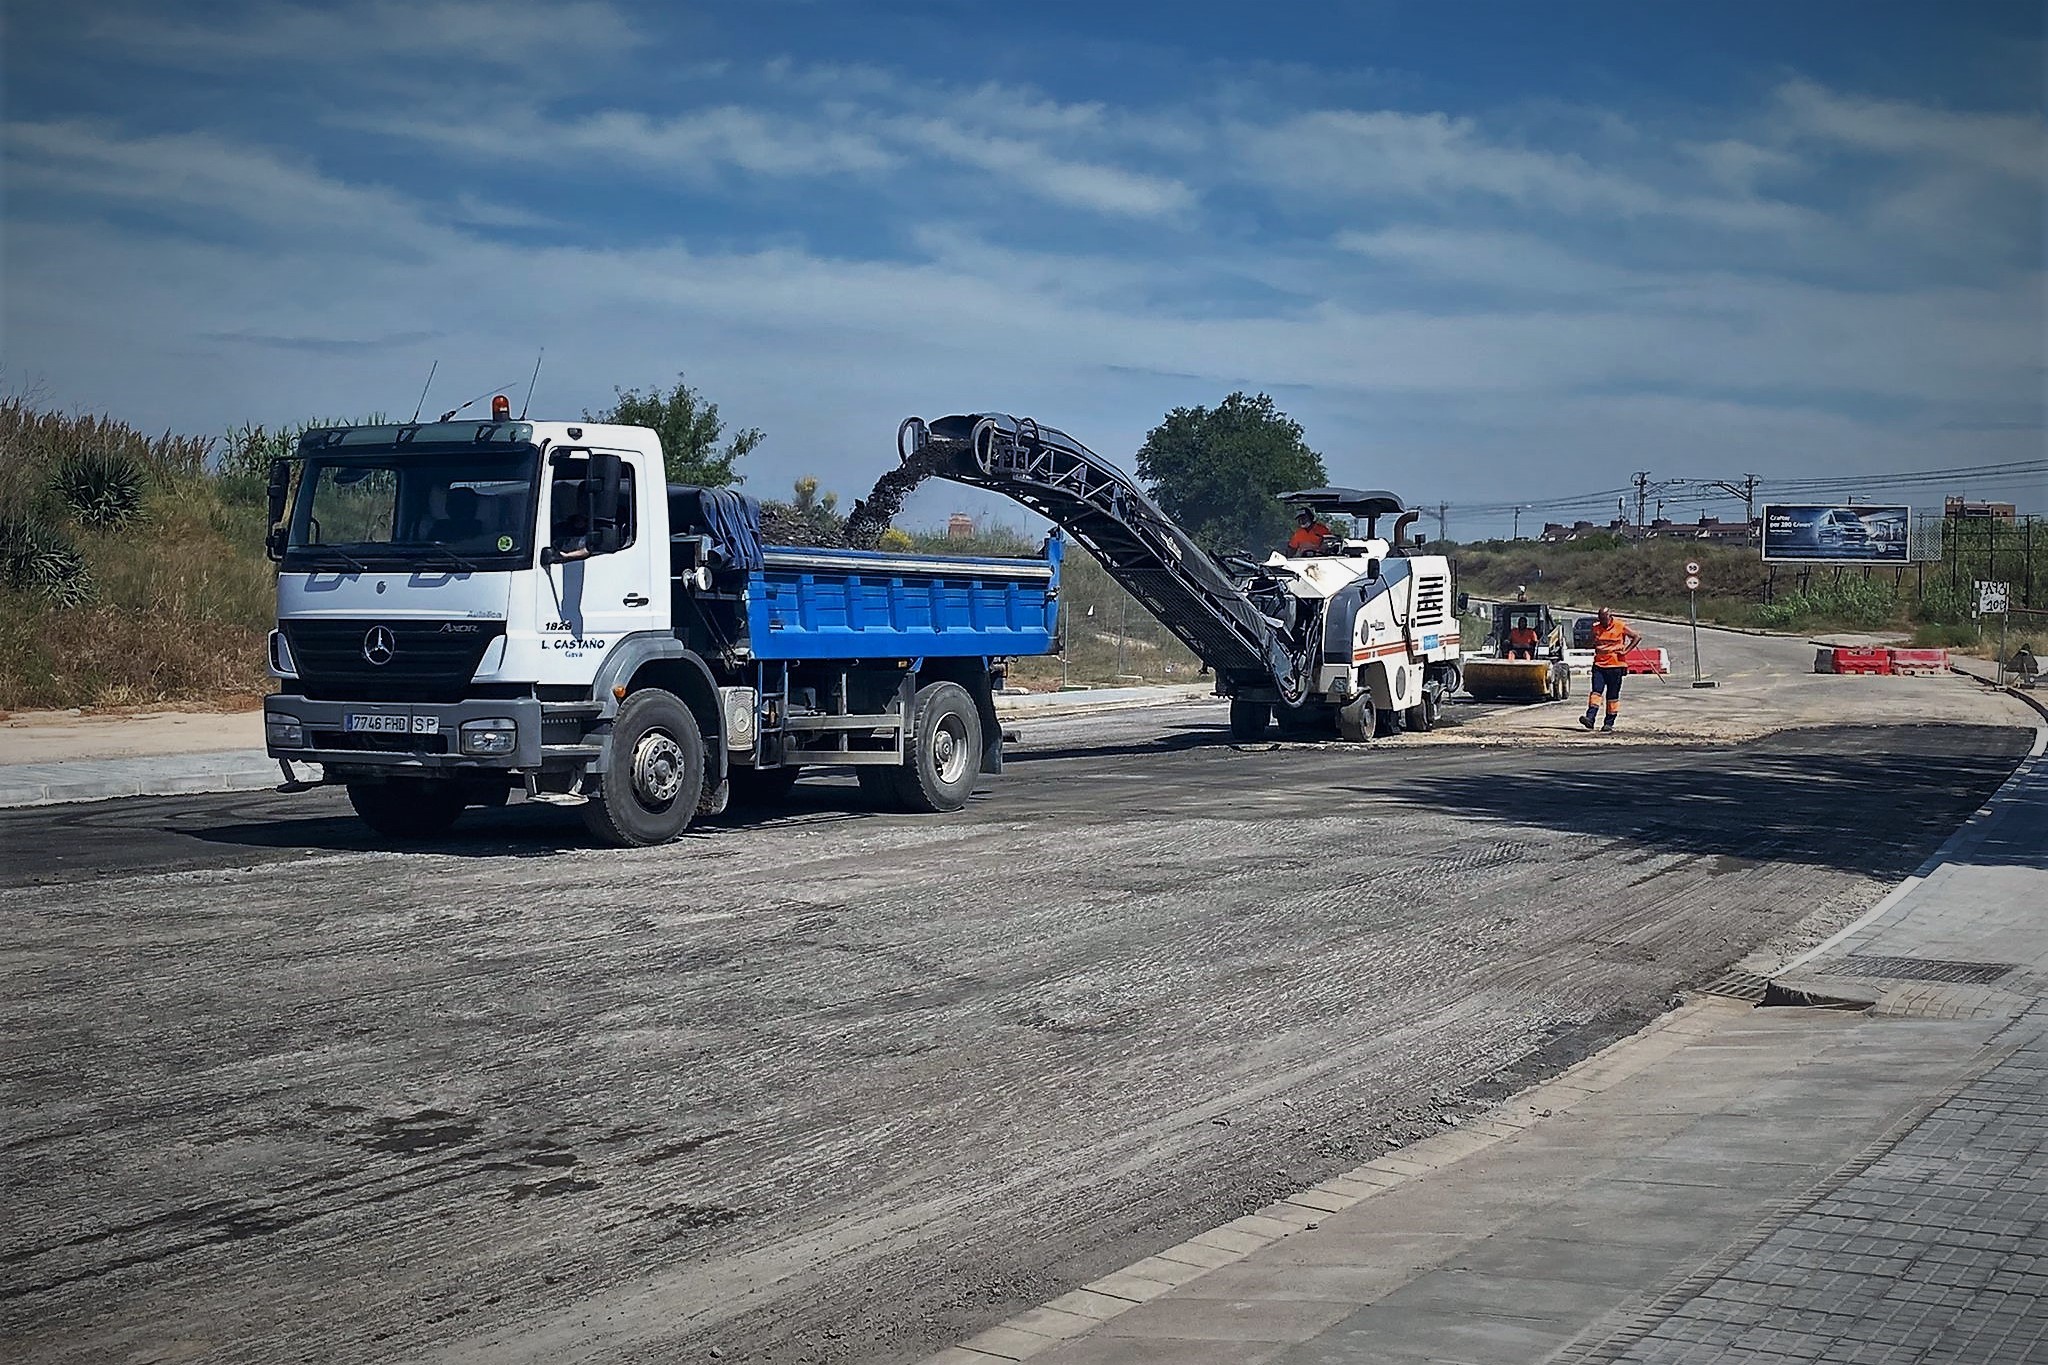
286, 449, 540, 569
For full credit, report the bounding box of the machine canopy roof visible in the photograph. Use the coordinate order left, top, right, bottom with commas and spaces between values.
1279, 487, 1406, 518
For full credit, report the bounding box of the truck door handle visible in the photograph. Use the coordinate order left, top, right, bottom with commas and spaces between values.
622, 593, 649, 608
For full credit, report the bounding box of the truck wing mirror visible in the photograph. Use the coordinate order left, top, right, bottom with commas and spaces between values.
1456, 592, 1470, 613
265, 458, 292, 561
586, 452, 624, 555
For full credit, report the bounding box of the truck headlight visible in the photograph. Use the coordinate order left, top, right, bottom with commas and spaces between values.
266, 714, 305, 748
459, 718, 517, 756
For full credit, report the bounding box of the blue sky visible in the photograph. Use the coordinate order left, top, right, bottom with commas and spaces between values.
3, 0, 2042, 536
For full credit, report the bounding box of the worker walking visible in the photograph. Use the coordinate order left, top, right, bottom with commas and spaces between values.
1580, 607, 1642, 732
1288, 508, 1333, 555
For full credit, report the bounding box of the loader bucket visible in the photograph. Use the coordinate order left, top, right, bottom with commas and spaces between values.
1462, 658, 1560, 702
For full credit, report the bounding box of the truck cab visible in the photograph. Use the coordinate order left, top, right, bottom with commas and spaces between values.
263, 414, 1059, 846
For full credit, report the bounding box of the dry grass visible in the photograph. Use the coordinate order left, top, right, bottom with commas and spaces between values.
0, 400, 275, 711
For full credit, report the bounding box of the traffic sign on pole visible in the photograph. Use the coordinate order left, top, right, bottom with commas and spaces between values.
1685, 560, 1700, 575
1684, 574, 1700, 590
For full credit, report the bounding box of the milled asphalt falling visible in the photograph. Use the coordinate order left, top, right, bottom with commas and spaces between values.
0, 702, 2030, 1365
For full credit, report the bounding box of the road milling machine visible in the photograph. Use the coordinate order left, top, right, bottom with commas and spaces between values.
897, 413, 1462, 744
1461, 599, 1574, 702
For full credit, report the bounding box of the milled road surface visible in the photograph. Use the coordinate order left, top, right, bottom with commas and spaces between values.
0, 704, 2030, 1365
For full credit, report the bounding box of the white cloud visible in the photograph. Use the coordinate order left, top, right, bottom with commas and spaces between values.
88, 0, 644, 70
884, 116, 1193, 218
1334, 226, 1650, 294
1236, 109, 1810, 232
1776, 78, 2046, 179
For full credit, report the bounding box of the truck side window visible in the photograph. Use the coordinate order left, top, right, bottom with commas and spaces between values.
550, 459, 636, 552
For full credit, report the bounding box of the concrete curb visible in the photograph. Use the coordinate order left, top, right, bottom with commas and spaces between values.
0, 687, 1212, 811
1950, 658, 2048, 726
0, 752, 296, 811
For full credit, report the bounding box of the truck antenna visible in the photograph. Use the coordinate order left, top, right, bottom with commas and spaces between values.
518, 348, 544, 420
409, 359, 439, 424
437, 381, 517, 424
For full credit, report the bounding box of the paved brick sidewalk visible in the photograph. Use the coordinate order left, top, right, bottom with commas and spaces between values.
1571, 1004, 2048, 1365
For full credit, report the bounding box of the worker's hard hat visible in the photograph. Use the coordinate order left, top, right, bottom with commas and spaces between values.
1295, 508, 1314, 522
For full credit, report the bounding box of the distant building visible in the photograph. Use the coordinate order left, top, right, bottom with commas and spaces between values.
1945, 497, 2016, 520
1691, 516, 1755, 542
947, 512, 976, 540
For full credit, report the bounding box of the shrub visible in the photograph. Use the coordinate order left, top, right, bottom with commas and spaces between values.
1752, 576, 1899, 629
0, 511, 95, 608
52, 448, 148, 528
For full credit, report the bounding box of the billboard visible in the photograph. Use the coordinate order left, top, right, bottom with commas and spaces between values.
1760, 504, 1911, 563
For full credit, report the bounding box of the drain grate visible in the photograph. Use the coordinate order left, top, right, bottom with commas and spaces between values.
1700, 969, 1771, 1002
1833, 955, 2016, 985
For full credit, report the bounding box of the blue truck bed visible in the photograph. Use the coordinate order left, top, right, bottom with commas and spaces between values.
746, 542, 1061, 661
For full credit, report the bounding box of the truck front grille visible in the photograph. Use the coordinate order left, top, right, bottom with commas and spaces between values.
311, 731, 452, 754
283, 619, 504, 703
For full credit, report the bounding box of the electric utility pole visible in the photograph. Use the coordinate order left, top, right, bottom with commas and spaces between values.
1513, 505, 1525, 540
1435, 501, 1449, 542
1702, 473, 1762, 542
1632, 471, 1652, 538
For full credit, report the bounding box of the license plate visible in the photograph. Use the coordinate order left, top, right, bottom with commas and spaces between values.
345, 713, 439, 734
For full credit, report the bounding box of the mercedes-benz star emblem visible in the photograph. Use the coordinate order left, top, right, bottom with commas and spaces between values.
362, 626, 397, 666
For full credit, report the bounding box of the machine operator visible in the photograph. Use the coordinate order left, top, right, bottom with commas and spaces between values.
1288, 508, 1333, 556
1506, 617, 1542, 659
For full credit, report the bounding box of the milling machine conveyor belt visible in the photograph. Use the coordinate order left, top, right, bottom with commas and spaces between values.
899, 413, 1294, 686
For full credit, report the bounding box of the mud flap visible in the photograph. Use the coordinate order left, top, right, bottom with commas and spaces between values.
973, 676, 1003, 774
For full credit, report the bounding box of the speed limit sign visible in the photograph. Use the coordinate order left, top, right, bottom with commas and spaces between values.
1685, 560, 1700, 575
1685, 574, 1701, 590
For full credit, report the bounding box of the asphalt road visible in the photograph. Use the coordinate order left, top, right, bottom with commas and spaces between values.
0, 705, 2029, 1365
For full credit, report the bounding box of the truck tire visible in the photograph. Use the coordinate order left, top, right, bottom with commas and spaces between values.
347, 780, 466, 838
728, 765, 801, 805
582, 688, 705, 847
1228, 697, 1270, 741
894, 680, 982, 813
1336, 696, 1375, 743
1404, 689, 1441, 733
855, 766, 905, 804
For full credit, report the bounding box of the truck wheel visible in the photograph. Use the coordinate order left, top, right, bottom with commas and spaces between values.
895, 681, 982, 813
1336, 696, 1375, 743
1375, 705, 1403, 739
855, 766, 906, 804
583, 688, 705, 847
728, 766, 801, 805
1228, 697, 1270, 741
1405, 689, 1441, 732
347, 780, 466, 838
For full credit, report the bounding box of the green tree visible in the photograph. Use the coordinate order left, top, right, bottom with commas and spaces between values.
590, 374, 763, 485
1135, 392, 1327, 553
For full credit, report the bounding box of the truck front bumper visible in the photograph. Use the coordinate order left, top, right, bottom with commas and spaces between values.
264, 696, 547, 773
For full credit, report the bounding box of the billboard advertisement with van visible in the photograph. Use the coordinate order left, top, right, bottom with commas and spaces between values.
1760, 504, 1911, 563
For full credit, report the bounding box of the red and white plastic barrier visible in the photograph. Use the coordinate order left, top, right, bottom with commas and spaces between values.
1827, 648, 1892, 675
1814, 646, 1951, 676
1623, 648, 1669, 675
1886, 648, 1949, 675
